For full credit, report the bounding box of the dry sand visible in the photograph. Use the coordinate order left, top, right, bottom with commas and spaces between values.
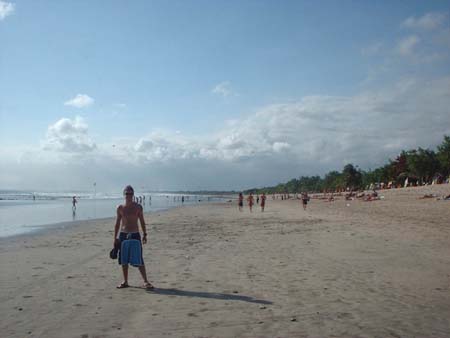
1, 185, 450, 338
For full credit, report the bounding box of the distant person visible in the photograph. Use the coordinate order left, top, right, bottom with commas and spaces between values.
182, 196, 185, 203
72, 196, 77, 211
256, 195, 260, 205
301, 192, 309, 210
247, 193, 254, 212
260, 193, 266, 212
238, 193, 244, 211
114, 185, 153, 290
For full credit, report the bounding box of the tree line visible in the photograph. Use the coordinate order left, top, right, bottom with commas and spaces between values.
244, 135, 450, 194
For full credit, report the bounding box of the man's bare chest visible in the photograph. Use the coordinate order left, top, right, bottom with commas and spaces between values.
121, 206, 139, 219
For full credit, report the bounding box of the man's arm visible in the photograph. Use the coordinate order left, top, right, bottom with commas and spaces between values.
138, 205, 147, 244
114, 206, 122, 244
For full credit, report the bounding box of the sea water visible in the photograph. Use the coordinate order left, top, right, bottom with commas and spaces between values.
0, 190, 223, 237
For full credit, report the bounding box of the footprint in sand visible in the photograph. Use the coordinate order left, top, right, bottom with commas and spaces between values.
337, 312, 354, 319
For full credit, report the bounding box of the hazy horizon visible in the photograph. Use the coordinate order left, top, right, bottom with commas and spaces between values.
1, 1, 449, 192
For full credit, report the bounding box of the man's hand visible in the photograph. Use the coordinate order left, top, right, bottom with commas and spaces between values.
114, 238, 120, 247
142, 233, 147, 244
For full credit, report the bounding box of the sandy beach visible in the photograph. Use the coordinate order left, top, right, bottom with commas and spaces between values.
1, 185, 450, 338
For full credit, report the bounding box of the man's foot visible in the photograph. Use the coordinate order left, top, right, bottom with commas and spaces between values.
116, 282, 129, 289
143, 281, 154, 289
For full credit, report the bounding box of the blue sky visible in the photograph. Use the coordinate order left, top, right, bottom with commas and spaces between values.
1, 1, 450, 191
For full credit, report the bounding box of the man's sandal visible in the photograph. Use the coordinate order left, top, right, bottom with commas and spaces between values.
143, 282, 154, 290
116, 282, 129, 289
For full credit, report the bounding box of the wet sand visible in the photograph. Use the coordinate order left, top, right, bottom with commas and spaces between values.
1, 184, 450, 338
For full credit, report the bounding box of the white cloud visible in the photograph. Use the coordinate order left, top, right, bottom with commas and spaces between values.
402, 12, 448, 30
131, 76, 450, 169
397, 35, 420, 56
273, 142, 291, 152
0, 1, 14, 20
2, 75, 450, 190
43, 116, 96, 153
211, 81, 236, 97
64, 94, 94, 108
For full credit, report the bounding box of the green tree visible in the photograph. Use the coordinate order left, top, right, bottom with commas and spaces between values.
342, 164, 363, 190
285, 178, 300, 193
437, 135, 450, 177
323, 171, 343, 191
405, 148, 439, 183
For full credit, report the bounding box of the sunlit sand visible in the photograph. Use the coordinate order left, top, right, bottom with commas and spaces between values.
1, 184, 449, 337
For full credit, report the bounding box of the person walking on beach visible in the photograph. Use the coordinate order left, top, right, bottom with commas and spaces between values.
247, 193, 254, 212
301, 192, 309, 210
260, 193, 266, 212
72, 196, 77, 211
238, 193, 244, 211
114, 185, 153, 289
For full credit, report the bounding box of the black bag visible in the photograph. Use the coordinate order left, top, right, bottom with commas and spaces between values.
109, 241, 120, 259
109, 247, 118, 259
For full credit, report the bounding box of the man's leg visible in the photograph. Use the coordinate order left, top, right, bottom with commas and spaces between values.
117, 264, 129, 288
122, 264, 129, 283
138, 265, 153, 288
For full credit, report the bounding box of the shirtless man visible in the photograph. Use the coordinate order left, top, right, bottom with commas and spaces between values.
247, 193, 254, 212
260, 192, 266, 212
238, 192, 244, 211
301, 192, 309, 210
114, 185, 153, 289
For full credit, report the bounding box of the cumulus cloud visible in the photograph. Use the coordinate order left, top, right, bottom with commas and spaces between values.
131, 76, 450, 171
402, 12, 448, 30
211, 81, 236, 97
3, 75, 450, 191
0, 1, 14, 20
397, 35, 420, 56
43, 116, 96, 153
64, 94, 94, 108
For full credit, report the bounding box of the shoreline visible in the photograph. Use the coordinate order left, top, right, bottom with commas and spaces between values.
0, 199, 229, 240
1, 186, 449, 337
0, 200, 231, 245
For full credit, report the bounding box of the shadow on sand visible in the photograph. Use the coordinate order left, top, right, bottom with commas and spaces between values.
147, 287, 272, 305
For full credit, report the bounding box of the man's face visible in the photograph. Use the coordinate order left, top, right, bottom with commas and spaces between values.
124, 190, 134, 201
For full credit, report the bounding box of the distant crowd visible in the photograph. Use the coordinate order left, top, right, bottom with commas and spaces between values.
237, 191, 311, 212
